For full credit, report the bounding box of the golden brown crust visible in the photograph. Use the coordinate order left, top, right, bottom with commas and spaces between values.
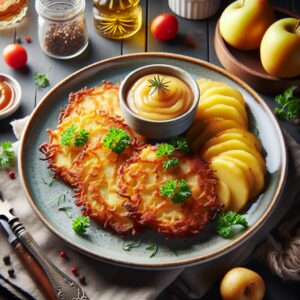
117, 146, 222, 237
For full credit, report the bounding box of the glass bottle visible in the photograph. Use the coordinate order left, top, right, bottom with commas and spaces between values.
93, 0, 142, 40
35, 0, 88, 59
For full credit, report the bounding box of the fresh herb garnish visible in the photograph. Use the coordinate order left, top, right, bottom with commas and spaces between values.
156, 143, 175, 158
148, 75, 170, 96
74, 129, 89, 147
42, 171, 55, 186
103, 127, 131, 153
34, 73, 50, 89
146, 243, 158, 258
60, 125, 77, 146
122, 240, 141, 251
163, 157, 179, 169
160, 179, 192, 204
0, 141, 14, 169
60, 125, 89, 147
72, 216, 90, 234
171, 137, 189, 154
274, 86, 300, 123
216, 211, 248, 238
58, 206, 73, 218
48, 192, 66, 207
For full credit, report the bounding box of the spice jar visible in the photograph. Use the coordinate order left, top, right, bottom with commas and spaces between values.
36, 0, 88, 59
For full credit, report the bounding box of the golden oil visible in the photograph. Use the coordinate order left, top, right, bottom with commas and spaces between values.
93, 0, 142, 40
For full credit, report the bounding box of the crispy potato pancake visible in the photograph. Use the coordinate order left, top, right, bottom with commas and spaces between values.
117, 146, 222, 237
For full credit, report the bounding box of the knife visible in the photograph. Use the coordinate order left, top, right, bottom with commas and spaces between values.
0, 191, 88, 300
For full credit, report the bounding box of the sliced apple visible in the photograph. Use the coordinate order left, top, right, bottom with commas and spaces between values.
198, 104, 248, 127
211, 157, 249, 211
198, 94, 248, 123
219, 150, 265, 198
217, 180, 231, 211
201, 139, 265, 168
197, 80, 227, 95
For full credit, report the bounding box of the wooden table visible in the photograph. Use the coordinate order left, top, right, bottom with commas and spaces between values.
0, 0, 299, 299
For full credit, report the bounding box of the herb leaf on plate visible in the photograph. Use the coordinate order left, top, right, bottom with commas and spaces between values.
0, 141, 14, 169
34, 73, 50, 89
146, 243, 158, 258
122, 240, 141, 251
103, 127, 131, 153
72, 216, 90, 234
171, 137, 189, 154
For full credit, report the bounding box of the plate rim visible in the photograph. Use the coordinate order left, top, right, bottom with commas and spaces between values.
18, 52, 287, 269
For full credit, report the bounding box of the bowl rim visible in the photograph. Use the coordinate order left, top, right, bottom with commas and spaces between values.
18, 52, 287, 269
0, 73, 22, 119
119, 64, 200, 124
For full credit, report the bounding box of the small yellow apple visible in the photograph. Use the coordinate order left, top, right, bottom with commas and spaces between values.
219, 0, 275, 50
260, 18, 300, 78
220, 267, 265, 300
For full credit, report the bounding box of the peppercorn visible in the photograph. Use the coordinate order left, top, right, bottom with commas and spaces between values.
25, 36, 32, 43
3, 255, 10, 265
71, 266, 78, 275
60, 251, 67, 258
8, 268, 15, 278
16, 37, 22, 44
79, 275, 86, 285
8, 170, 16, 179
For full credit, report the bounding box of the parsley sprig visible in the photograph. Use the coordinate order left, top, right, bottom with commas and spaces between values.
160, 179, 192, 204
60, 125, 89, 147
157, 143, 175, 158
274, 86, 300, 124
163, 158, 179, 169
103, 127, 131, 153
34, 73, 50, 89
171, 137, 189, 154
72, 216, 90, 234
0, 141, 14, 169
216, 211, 248, 238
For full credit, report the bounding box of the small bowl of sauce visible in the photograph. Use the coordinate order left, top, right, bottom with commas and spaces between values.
120, 64, 200, 139
0, 74, 22, 120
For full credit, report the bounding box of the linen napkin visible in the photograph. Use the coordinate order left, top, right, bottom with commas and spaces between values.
0, 117, 299, 300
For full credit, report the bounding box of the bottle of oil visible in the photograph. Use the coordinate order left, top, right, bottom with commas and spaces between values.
93, 0, 142, 39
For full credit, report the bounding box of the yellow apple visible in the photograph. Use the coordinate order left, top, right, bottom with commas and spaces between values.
219, 0, 275, 50
220, 267, 265, 300
260, 18, 300, 78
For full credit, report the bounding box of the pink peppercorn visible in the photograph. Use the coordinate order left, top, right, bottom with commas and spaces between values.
71, 266, 78, 275
8, 171, 16, 179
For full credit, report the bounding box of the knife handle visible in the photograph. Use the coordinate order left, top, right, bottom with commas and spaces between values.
14, 242, 57, 300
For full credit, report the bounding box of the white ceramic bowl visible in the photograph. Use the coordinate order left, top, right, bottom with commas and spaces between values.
0, 74, 22, 120
168, 0, 221, 20
119, 64, 200, 140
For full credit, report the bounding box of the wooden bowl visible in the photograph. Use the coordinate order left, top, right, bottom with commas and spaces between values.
214, 7, 300, 95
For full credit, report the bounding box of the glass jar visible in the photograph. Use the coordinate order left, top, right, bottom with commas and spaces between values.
0, 0, 28, 29
93, 0, 142, 40
36, 0, 88, 59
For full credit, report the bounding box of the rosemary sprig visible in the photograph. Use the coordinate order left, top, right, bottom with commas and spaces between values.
148, 75, 171, 96
58, 206, 73, 218
122, 240, 141, 251
48, 192, 66, 207
146, 243, 158, 258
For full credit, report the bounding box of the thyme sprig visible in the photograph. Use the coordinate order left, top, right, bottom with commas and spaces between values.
148, 75, 171, 96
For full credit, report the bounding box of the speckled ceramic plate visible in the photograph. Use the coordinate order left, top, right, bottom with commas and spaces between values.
19, 53, 287, 269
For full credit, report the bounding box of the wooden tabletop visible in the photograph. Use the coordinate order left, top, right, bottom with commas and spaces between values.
0, 0, 299, 299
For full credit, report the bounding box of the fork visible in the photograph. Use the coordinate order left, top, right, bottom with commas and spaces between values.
0, 190, 88, 300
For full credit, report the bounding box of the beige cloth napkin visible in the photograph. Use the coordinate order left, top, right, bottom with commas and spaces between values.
0, 117, 299, 300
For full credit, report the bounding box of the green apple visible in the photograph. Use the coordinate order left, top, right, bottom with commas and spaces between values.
219, 0, 275, 50
260, 18, 300, 78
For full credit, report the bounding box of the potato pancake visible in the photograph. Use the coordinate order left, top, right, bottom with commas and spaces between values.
117, 146, 222, 237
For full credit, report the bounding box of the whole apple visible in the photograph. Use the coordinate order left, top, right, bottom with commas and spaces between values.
260, 18, 300, 78
219, 0, 275, 50
220, 267, 265, 300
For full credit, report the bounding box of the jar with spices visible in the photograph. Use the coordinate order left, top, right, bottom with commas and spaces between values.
35, 0, 88, 59
93, 0, 142, 40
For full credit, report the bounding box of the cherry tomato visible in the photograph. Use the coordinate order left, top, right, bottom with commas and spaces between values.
151, 14, 179, 41
3, 44, 28, 69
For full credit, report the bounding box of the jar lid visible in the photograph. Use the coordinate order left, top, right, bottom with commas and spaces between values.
36, 0, 85, 21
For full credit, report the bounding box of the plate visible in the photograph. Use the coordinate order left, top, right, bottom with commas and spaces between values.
19, 53, 287, 269
214, 7, 300, 95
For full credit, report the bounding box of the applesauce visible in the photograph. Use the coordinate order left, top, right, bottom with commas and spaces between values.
127, 74, 193, 121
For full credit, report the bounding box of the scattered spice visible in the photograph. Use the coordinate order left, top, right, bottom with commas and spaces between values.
25, 36, 32, 43
8, 267, 15, 278
44, 19, 86, 56
8, 170, 16, 179
79, 275, 86, 285
16, 37, 22, 44
3, 255, 11, 265
71, 266, 78, 275
60, 251, 67, 258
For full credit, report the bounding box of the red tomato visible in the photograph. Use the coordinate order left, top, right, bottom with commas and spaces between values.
3, 44, 28, 69
151, 14, 179, 41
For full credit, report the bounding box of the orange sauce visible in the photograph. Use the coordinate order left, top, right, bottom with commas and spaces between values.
0, 79, 15, 111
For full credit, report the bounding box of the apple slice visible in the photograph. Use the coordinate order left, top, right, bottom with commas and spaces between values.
198, 104, 248, 127
211, 157, 249, 211
198, 94, 248, 123
217, 180, 231, 211
197, 80, 227, 95
219, 150, 265, 198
